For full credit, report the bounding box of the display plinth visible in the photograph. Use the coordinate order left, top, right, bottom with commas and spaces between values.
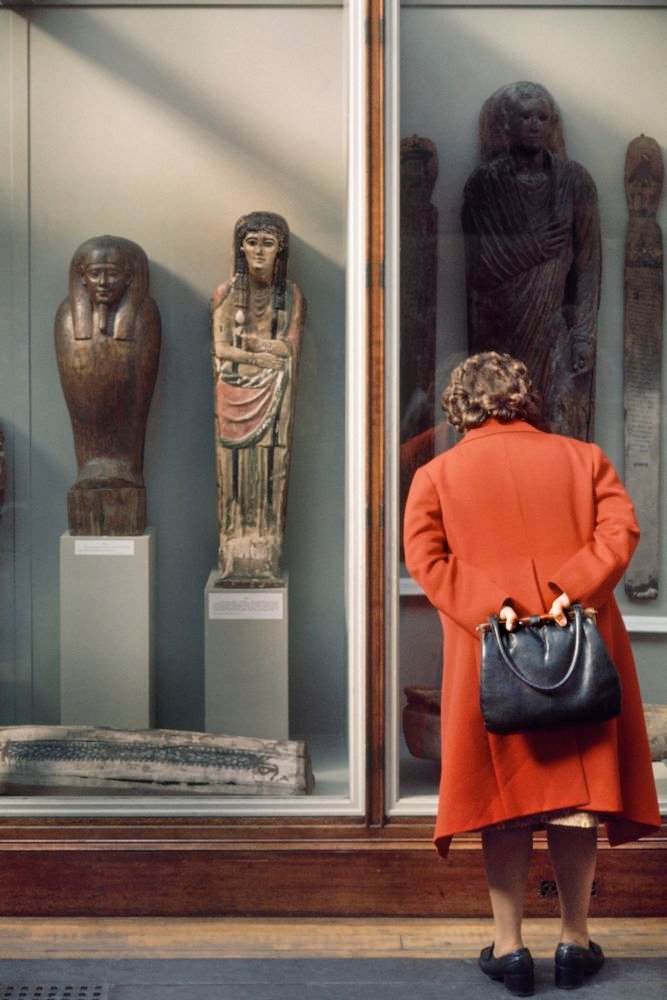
205, 570, 289, 741
60, 529, 155, 729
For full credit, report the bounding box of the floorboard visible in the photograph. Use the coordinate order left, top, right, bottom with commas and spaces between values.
0, 917, 664, 959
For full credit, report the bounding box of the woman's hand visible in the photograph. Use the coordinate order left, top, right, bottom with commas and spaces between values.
499, 594, 571, 631
499, 604, 519, 632
549, 592, 571, 627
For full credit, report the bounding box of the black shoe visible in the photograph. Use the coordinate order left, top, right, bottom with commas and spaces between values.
479, 944, 535, 996
554, 940, 605, 989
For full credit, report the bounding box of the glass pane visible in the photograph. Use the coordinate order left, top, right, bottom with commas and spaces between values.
0, 1, 364, 814
394, 2, 667, 813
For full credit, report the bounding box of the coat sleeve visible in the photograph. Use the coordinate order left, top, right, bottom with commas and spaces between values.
403, 465, 511, 635
549, 445, 639, 608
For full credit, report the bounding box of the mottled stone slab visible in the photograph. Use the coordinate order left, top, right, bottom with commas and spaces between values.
0, 726, 314, 795
624, 135, 664, 600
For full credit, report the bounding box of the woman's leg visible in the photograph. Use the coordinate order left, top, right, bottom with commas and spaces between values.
546, 824, 598, 947
482, 826, 534, 956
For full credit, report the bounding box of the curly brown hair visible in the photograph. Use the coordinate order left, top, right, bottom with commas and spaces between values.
441, 352, 542, 432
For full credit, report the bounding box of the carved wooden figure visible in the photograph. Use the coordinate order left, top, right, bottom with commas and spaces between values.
0, 425, 5, 517
55, 236, 161, 535
624, 135, 664, 600
211, 212, 305, 585
462, 82, 601, 440
400, 135, 438, 444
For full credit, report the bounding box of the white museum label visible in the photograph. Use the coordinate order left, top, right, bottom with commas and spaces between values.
75, 539, 136, 556
209, 591, 284, 621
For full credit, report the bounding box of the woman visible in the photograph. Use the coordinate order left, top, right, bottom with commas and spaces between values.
403, 352, 660, 995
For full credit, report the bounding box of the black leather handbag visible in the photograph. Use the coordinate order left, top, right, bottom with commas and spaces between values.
478, 604, 622, 735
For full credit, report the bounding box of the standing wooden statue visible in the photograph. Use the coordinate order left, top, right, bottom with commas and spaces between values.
211, 212, 305, 585
624, 135, 664, 600
462, 82, 601, 440
400, 135, 438, 444
55, 236, 161, 535
0, 424, 5, 517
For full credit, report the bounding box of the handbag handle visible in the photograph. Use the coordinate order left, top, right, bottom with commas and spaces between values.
489, 604, 583, 693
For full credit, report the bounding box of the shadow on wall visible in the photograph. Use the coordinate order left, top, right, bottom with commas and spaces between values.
32, 8, 344, 239
143, 260, 218, 732
285, 236, 347, 740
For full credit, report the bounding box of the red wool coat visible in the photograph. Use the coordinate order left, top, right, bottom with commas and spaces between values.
403, 418, 661, 858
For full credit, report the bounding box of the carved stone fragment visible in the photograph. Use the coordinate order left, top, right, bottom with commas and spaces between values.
644, 704, 667, 761
0, 726, 314, 795
55, 236, 161, 536
210, 213, 305, 585
462, 82, 601, 440
624, 135, 664, 600
403, 687, 667, 763
402, 686, 441, 761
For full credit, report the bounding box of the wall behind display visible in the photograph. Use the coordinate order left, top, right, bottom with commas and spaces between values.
0, 6, 347, 737
401, 5, 667, 703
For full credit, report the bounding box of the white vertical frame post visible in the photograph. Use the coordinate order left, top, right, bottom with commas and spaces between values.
345, 0, 368, 816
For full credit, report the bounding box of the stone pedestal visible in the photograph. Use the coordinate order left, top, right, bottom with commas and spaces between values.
60, 529, 155, 728
205, 571, 289, 741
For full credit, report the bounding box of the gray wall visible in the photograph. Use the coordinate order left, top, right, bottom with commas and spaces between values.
0, 5, 348, 737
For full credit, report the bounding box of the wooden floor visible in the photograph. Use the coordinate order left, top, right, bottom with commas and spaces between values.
0, 917, 664, 960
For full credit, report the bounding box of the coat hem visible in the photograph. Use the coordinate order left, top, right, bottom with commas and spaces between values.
434, 815, 662, 860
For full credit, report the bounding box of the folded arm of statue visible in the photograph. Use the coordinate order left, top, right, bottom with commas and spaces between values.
570, 326, 596, 374
214, 340, 286, 372
243, 333, 290, 358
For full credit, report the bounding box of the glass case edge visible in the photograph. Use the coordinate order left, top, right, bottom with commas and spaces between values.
383, 0, 402, 816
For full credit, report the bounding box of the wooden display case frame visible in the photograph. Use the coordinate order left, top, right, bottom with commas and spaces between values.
0, 0, 664, 917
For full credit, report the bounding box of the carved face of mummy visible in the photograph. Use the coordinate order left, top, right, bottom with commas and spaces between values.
241, 231, 280, 283
506, 96, 553, 154
81, 248, 131, 307
627, 156, 661, 214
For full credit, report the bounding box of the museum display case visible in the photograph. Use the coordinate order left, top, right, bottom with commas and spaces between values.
386, 0, 667, 827
0, 0, 664, 916
0, 0, 365, 816
383, 0, 666, 913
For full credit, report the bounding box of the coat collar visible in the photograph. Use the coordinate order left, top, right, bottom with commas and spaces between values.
458, 418, 542, 446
